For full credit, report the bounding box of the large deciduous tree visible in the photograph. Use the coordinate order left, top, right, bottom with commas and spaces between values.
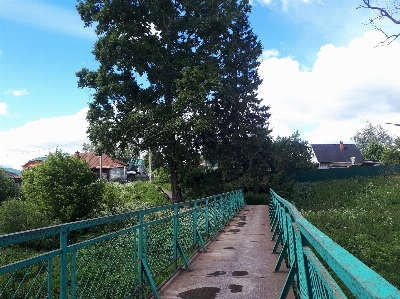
76, 0, 269, 202
351, 121, 393, 155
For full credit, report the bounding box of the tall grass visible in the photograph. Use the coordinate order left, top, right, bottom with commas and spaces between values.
289, 176, 400, 289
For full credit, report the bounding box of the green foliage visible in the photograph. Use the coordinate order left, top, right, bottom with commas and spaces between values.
381, 137, 400, 165
289, 176, 400, 288
363, 141, 385, 161
21, 150, 104, 223
0, 168, 19, 204
351, 121, 393, 155
203, 2, 272, 187
99, 181, 170, 216
180, 167, 225, 200
153, 167, 170, 184
0, 199, 50, 234
76, 0, 269, 202
272, 131, 313, 172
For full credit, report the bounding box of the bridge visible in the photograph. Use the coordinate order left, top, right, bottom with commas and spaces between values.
1, 190, 399, 299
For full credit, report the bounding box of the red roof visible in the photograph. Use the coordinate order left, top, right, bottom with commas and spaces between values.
74, 152, 127, 169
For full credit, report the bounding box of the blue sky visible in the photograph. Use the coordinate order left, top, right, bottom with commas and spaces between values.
1, 0, 400, 169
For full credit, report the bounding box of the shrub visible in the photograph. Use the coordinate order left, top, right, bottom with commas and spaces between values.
21, 150, 104, 223
0, 199, 50, 234
0, 168, 19, 204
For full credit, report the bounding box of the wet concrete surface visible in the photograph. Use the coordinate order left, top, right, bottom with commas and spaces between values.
158, 205, 295, 299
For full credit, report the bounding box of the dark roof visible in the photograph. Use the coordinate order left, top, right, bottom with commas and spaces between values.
311, 144, 364, 163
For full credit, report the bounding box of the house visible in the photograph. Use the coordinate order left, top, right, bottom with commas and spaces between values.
311, 142, 364, 169
74, 152, 128, 181
22, 157, 47, 170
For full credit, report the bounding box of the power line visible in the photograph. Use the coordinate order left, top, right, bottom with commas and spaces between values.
0, 139, 90, 158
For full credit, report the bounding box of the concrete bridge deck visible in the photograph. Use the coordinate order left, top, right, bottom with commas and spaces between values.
158, 205, 295, 299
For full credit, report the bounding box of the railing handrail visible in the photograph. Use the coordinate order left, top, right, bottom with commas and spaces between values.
270, 189, 400, 299
1, 190, 245, 299
0, 192, 231, 247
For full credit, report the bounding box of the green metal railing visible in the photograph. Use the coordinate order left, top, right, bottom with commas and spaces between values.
270, 189, 400, 299
0, 190, 245, 299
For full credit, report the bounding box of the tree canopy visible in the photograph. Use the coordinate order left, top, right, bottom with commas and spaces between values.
351, 121, 393, 155
76, 0, 270, 202
271, 131, 314, 172
381, 137, 400, 165
363, 141, 385, 161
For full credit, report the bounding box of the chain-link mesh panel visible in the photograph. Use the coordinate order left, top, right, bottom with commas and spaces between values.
178, 210, 194, 253
145, 218, 174, 284
0, 257, 58, 299
75, 232, 136, 299
196, 204, 207, 240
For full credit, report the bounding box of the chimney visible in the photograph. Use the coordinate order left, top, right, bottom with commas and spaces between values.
339, 141, 344, 151
75, 151, 80, 157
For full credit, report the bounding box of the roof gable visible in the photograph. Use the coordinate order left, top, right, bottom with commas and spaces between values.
311, 144, 364, 163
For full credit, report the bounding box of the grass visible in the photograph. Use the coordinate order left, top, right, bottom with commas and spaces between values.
288, 175, 400, 289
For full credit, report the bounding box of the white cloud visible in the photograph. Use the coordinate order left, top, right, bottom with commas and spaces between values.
258, 0, 273, 5
257, 0, 310, 8
258, 30, 400, 143
262, 48, 280, 59
0, 108, 89, 170
4, 89, 29, 97
0, 0, 95, 39
0, 102, 7, 115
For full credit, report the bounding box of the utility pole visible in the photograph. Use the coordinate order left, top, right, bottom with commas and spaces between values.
99, 154, 103, 179
149, 149, 152, 183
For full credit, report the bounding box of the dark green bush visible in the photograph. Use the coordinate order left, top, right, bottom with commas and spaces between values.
0, 199, 50, 234
21, 150, 104, 223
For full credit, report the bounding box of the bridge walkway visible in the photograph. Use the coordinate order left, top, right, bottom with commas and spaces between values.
158, 205, 295, 299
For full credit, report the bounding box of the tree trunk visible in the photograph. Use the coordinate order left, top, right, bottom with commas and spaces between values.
170, 168, 183, 203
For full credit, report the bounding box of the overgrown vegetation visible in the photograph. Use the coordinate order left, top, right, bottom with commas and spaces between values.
0, 168, 20, 204
289, 176, 400, 289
